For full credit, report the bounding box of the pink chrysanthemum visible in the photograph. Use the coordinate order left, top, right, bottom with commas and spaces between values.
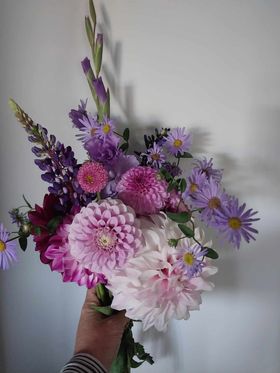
69, 199, 142, 276
77, 161, 108, 193
45, 215, 106, 288
116, 166, 169, 215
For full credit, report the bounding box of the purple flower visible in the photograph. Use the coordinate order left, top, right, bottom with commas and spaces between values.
96, 33, 103, 46
176, 244, 208, 278
93, 77, 107, 104
103, 153, 139, 197
146, 142, 166, 168
85, 135, 119, 164
165, 127, 192, 156
96, 117, 118, 141
162, 162, 182, 177
81, 57, 91, 74
193, 158, 223, 183
76, 114, 99, 143
0, 223, 17, 270
69, 100, 88, 130
214, 198, 259, 249
192, 178, 229, 223
183, 168, 208, 200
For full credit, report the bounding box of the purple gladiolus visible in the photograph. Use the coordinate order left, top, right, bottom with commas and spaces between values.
93, 77, 107, 103
81, 57, 91, 74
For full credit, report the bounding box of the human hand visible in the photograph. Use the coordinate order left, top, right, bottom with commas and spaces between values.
74, 289, 129, 371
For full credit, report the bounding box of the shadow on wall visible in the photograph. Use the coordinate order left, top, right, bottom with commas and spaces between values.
98, 2, 280, 366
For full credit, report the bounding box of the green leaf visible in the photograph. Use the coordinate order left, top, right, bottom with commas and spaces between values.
89, 0, 96, 25
178, 224, 194, 237
123, 128, 130, 142
47, 216, 62, 234
166, 211, 191, 223
177, 152, 193, 158
205, 248, 219, 259
119, 142, 129, 152
94, 41, 103, 76
167, 180, 177, 193
159, 168, 173, 182
19, 236, 27, 251
179, 178, 187, 193
130, 359, 144, 368
92, 305, 114, 316
85, 16, 94, 46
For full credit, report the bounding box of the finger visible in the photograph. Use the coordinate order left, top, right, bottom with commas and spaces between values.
110, 310, 130, 329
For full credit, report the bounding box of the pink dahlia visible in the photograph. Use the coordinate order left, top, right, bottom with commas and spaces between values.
77, 161, 108, 193
68, 199, 142, 276
45, 215, 105, 288
116, 166, 169, 215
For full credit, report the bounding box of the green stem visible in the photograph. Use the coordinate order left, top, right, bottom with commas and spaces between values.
7, 235, 20, 242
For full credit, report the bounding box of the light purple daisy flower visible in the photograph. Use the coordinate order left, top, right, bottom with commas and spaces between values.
176, 244, 208, 278
214, 197, 259, 249
183, 168, 208, 200
146, 142, 166, 168
193, 157, 223, 183
76, 114, 99, 143
165, 127, 192, 156
0, 224, 17, 270
96, 117, 117, 141
192, 178, 229, 223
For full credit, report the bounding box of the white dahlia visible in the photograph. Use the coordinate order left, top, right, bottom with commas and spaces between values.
108, 213, 217, 332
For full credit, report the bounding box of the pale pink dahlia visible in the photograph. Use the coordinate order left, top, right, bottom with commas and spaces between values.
69, 199, 142, 276
45, 216, 105, 288
108, 213, 217, 332
77, 161, 108, 193
116, 166, 169, 215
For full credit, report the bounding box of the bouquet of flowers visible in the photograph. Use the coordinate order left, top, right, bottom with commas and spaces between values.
1, 1, 259, 372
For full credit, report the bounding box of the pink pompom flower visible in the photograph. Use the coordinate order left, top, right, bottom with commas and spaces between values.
69, 199, 142, 276
116, 166, 169, 215
77, 161, 108, 193
45, 215, 106, 288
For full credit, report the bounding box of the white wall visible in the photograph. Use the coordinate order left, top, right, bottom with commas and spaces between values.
0, 1, 279, 372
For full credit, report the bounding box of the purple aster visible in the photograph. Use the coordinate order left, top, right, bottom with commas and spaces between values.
193, 157, 223, 183
214, 197, 259, 249
95, 117, 118, 142
176, 244, 208, 278
183, 168, 208, 200
192, 178, 229, 223
0, 224, 17, 270
146, 142, 166, 168
76, 114, 99, 143
165, 127, 192, 156
69, 100, 88, 130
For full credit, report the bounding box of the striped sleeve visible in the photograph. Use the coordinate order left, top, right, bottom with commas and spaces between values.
60, 353, 107, 373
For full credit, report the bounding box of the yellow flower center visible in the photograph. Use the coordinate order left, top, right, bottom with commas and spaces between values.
228, 217, 242, 230
190, 183, 198, 193
0, 240, 6, 252
151, 153, 160, 161
103, 123, 111, 134
173, 139, 183, 148
183, 252, 195, 266
98, 234, 112, 248
208, 197, 221, 209
85, 175, 94, 184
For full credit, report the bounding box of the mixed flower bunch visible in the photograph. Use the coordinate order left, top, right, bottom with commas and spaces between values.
1, 1, 259, 372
